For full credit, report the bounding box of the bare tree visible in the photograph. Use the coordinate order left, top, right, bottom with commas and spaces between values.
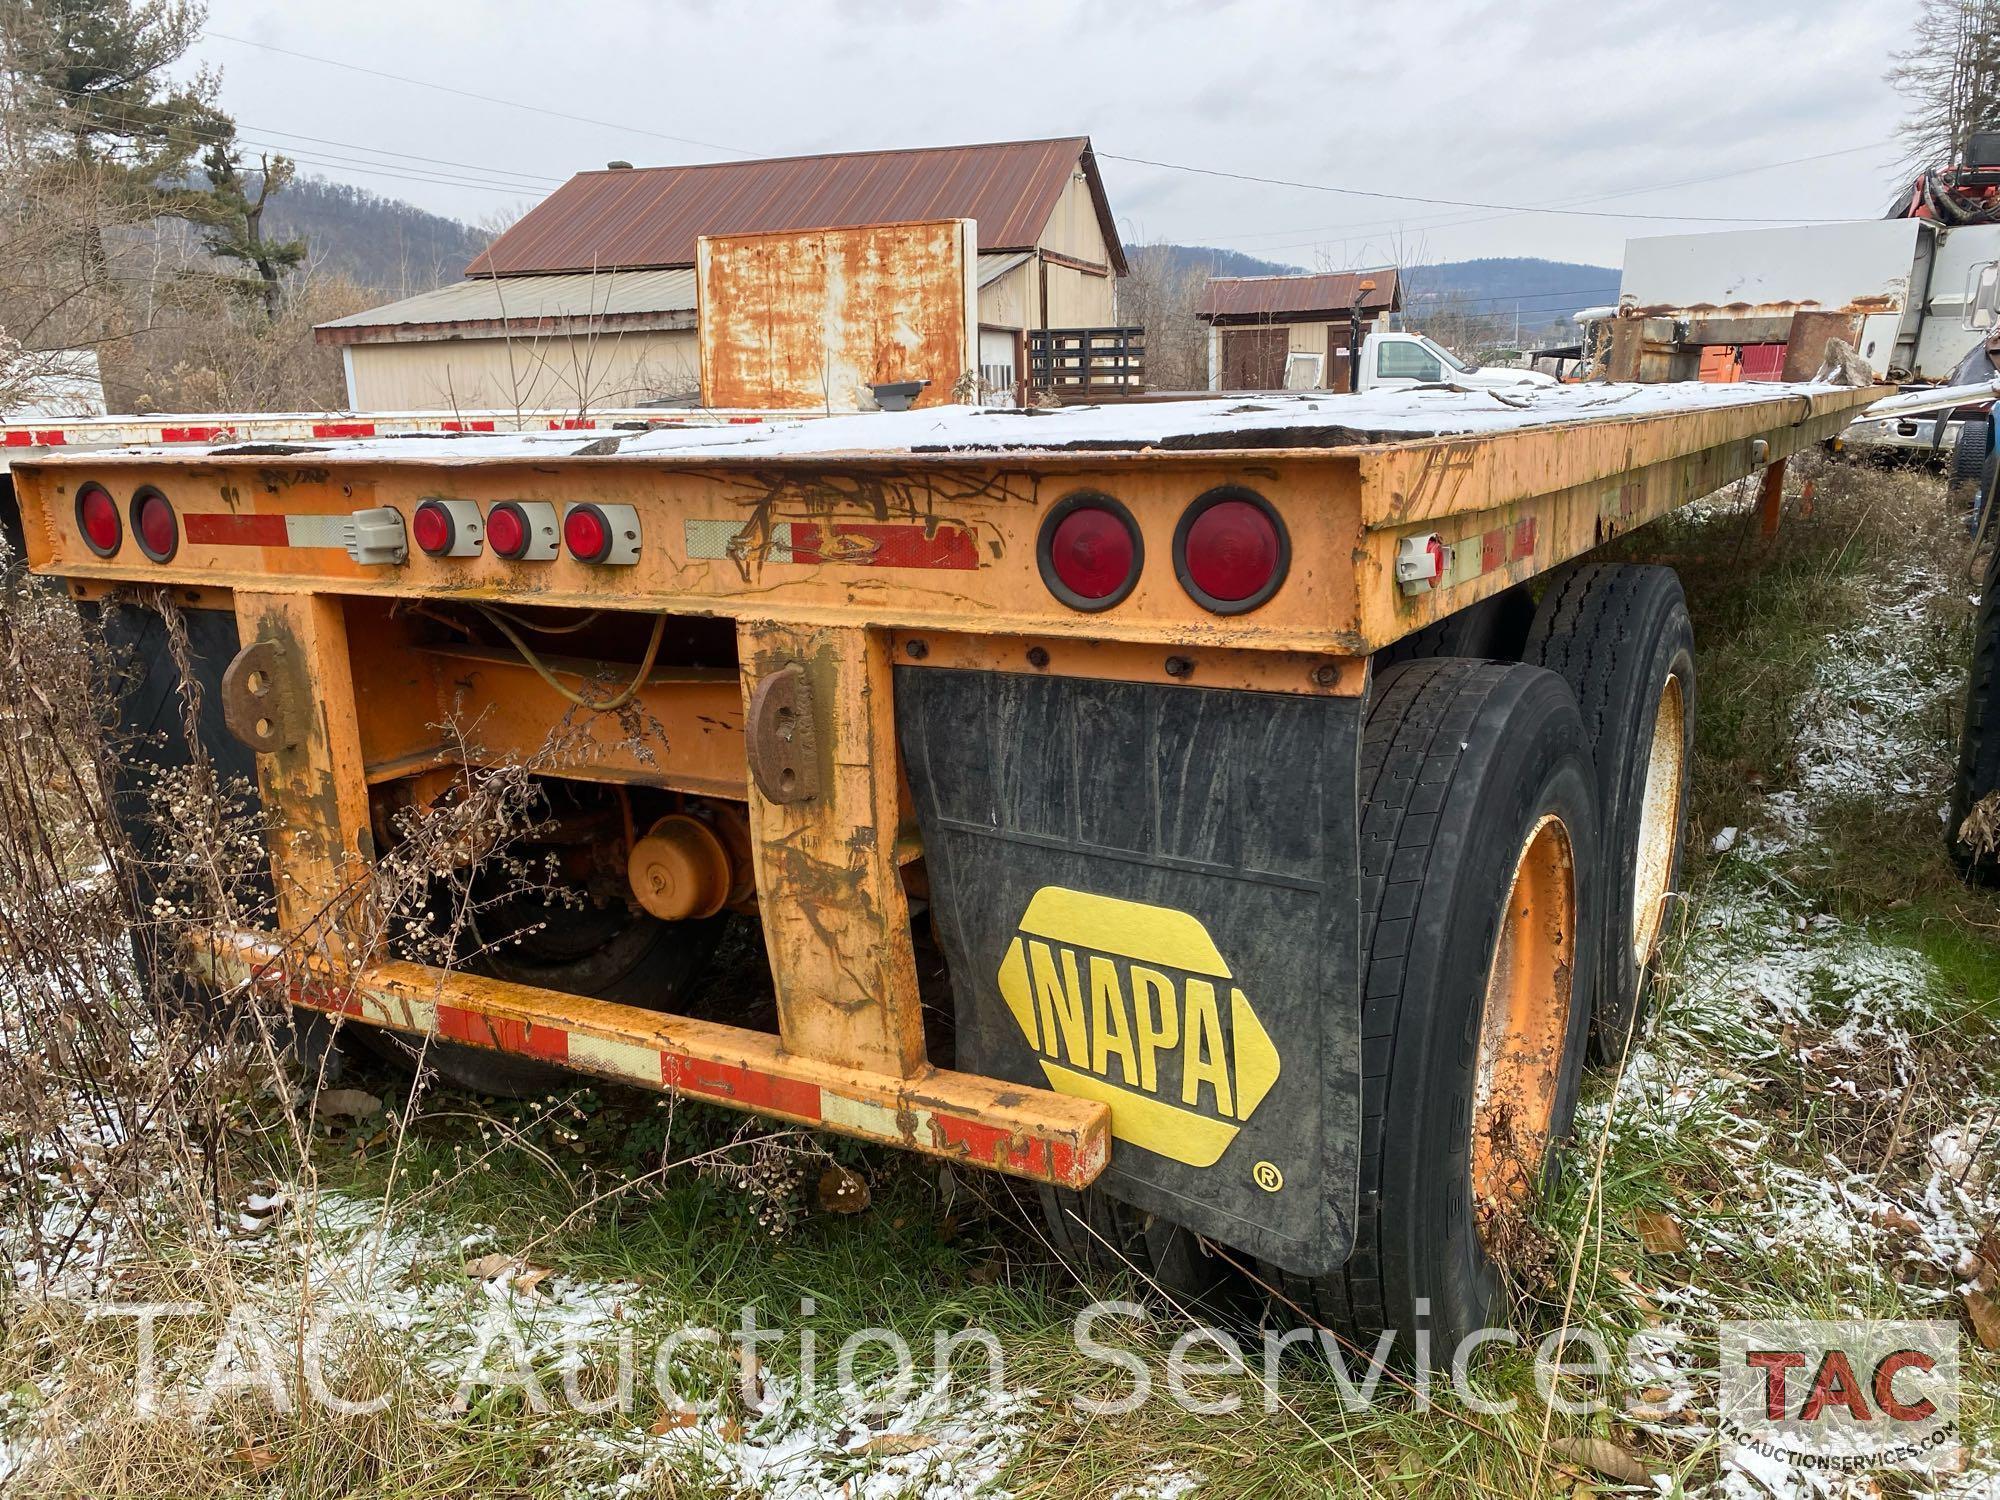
1117, 243, 1210, 391
1890, 0, 2000, 173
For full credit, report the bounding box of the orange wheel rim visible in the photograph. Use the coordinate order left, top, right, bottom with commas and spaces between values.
1630, 673, 1687, 969
1470, 813, 1578, 1246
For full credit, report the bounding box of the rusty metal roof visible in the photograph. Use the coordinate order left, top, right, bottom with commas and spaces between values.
1199, 268, 1401, 322
468, 137, 1125, 279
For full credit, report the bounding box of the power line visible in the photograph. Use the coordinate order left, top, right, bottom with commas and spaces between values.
1098, 150, 1848, 225
31, 77, 568, 190
230, 139, 548, 195
229, 123, 564, 186
1411, 284, 1623, 309
204, 29, 760, 159
1175, 139, 1896, 249
25, 81, 556, 197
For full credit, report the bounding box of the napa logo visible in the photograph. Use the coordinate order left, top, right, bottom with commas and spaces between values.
996, 887, 1279, 1168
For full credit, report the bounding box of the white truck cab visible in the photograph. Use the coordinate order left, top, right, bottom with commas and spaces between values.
1356, 331, 1559, 393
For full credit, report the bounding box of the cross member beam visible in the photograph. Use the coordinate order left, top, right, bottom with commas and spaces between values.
196, 931, 1112, 1189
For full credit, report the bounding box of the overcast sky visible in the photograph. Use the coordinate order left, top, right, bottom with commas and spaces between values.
191, 0, 1918, 289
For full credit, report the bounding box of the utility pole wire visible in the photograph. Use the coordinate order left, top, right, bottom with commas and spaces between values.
203, 29, 761, 159
1097, 151, 1849, 225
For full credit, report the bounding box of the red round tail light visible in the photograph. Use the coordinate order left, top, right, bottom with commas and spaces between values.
412, 500, 455, 557
563, 503, 611, 563
1037, 493, 1142, 611
76, 483, 121, 557
131, 486, 178, 563
1174, 489, 1288, 614
486, 502, 529, 560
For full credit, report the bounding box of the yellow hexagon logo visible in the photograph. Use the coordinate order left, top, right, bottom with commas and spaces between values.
996, 887, 1280, 1168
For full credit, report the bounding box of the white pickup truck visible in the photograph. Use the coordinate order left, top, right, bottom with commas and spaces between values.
1354, 330, 1559, 393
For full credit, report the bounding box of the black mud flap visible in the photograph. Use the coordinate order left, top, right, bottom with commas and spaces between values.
897, 668, 1361, 1277
91, 599, 268, 1001
0, 475, 24, 565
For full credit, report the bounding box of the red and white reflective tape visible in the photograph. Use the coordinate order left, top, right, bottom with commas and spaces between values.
1438, 515, 1537, 588
182, 512, 354, 549
683, 518, 978, 570
0, 408, 792, 460
1476, 516, 1537, 575
231, 955, 1101, 1187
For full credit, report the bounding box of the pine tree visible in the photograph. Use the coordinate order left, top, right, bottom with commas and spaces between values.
0, 0, 232, 271
198, 142, 304, 320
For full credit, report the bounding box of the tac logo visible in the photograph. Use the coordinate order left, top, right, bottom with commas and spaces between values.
995, 887, 1278, 1169
1719, 1320, 1960, 1474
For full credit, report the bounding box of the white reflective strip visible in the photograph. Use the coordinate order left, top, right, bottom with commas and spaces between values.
684, 518, 791, 563
567, 1032, 663, 1085
357, 987, 436, 1034
284, 514, 351, 549
819, 1092, 908, 1141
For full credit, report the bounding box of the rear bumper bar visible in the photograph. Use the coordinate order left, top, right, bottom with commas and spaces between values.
197, 931, 1111, 1189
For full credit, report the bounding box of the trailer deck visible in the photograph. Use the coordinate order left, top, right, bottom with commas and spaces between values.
32, 379, 1867, 461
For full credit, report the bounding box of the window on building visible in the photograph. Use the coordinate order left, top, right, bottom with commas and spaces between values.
1378, 340, 1444, 382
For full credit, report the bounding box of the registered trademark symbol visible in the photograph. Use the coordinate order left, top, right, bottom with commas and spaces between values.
1252, 1160, 1284, 1193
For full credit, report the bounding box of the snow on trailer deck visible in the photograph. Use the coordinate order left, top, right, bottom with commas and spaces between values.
53, 380, 1876, 468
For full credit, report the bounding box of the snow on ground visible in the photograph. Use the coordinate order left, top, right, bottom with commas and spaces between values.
1791, 570, 1960, 806
1, 1181, 1042, 1496
1108, 1463, 1206, 1500
1598, 519, 1999, 1497
593, 1376, 1033, 1500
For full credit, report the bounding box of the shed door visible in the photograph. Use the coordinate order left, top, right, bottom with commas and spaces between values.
1222, 328, 1288, 390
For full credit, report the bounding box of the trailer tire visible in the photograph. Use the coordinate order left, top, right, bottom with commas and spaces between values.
1283, 658, 1599, 1354
1951, 535, 2000, 881
1036, 1184, 1242, 1307
1980, 451, 2000, 547
1375, 584, 1535, 665
1953, 418, 1993, 527
1522, 564, 1694, 1063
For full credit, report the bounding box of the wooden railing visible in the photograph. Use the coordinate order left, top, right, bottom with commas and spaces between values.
1028, 327, 1146, 400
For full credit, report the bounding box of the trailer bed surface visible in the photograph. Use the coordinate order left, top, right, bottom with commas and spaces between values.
53, 380, 1864, 466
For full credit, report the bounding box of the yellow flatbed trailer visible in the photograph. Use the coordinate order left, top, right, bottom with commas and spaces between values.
10, 378, 1878, 1345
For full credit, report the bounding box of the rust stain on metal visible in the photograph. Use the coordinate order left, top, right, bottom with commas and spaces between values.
697, 219, 977, 412
1618, 293, 1900, 320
